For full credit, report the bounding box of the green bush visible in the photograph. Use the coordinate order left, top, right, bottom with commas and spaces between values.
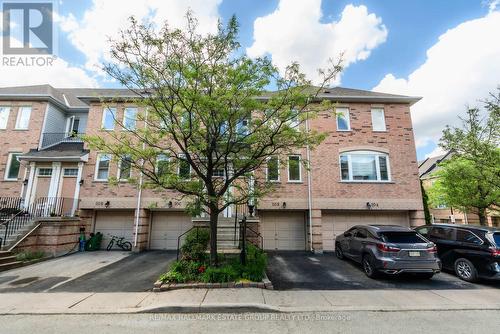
159, 270, 186, 283
233, 244, 267, 281
181, 228, 210, 262
201, 265, 239, 283
15, 251, 45, 262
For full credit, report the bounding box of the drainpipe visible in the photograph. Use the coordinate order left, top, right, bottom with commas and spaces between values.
305, 108, 313, 253
133, 107, 148, 250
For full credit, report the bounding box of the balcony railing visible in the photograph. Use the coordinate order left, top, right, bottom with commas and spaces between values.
40, 132, 85, 149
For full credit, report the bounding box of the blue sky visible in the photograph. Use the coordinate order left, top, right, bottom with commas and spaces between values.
1, 0, 499, 160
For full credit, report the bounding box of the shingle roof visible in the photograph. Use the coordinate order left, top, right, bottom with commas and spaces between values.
0, 84, 421, 109
418, 151, 453, 178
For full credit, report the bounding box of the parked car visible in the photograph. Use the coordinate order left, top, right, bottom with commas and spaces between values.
415, 224, 500, 282
335, 225, 441, 279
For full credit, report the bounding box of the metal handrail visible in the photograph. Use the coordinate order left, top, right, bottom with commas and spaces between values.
176, 225, 209, 261
239, 220, 264, 250
40, 132, 85, 149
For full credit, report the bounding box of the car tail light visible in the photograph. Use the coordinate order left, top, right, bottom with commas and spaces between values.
427, 245, 437, 253
377, 243, 400, 252
489, 247, 500, 257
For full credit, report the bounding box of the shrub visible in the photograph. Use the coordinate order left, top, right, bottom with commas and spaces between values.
235, 244, 267, 281
15, 251, 45, 262
181, 228, 210, 262
159, 270, 186, 283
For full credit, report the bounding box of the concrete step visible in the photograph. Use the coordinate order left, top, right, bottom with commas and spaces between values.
0, 255, 17, 265
0, 260, 23, 272
0, 251, 14, 259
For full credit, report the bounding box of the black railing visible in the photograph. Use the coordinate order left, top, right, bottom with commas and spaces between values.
40, 132, 85, 149
239, 220, 263, 250
176, 225, 209, 261
0, 197, 79, 249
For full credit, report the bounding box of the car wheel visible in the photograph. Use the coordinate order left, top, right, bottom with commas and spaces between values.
454, 258, 478, 282
335, 243, 344, 260
362, 254, 379, 278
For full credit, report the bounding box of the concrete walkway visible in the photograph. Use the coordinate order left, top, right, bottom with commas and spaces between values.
2, 287, 500, 314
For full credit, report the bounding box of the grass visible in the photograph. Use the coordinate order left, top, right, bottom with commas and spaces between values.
15, 251, 45, 262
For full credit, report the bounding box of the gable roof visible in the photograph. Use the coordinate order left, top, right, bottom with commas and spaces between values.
418, 151, 453, 179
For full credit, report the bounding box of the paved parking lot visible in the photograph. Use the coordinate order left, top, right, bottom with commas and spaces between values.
266, 251, 500, 290
0, 251, 175, 293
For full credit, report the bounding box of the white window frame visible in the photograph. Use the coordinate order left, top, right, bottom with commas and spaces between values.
15, 106, 31, 130
63, 168, 79, 177
287, 155, 302, 183
101, 107, 116, 131
4, 152, 21, 181
339, 151, 391, 183
335, 107, 351, 131
371, 108, 386, 131
123, 107, 138, 130
94, 153, 111, 181
0, 106, 11, 129
37, 168, 53, 177
266, 156, 280, 182
118, 155, 132, 181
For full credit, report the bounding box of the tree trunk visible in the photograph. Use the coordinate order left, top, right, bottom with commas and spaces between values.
478, 207, 487, 226
209, 206, 219, 266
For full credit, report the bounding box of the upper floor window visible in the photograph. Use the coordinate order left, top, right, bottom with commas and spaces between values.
102, 107, 116, 130
119, 155, 132, 180
287, 155, 302, 182
340, 151, 390, 182
15, 106, 31, 130
156, 154, 170, 177
123, 107, 138, 130
266, 156, 280, 182
336, 107, 350, 131
0, 106, 10, 129
38, 168, 53, 177
4, 153, 21, 180
236, 118, 249, 136
95, 154, 111, 181
371, 108, 386, 131
213, 167, 225, 178
178, 155, 191, 180
288, 109, 300, 128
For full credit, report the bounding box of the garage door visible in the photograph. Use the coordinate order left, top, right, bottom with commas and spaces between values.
261, 211, 306, 250
150, 212, 192, 250
94, 211, 135, 249
322, 211, 409, 251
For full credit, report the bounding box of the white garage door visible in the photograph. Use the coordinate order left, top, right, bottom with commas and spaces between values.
322, 211, 409, 251
150, 212, 192, 250
94, 211, 135, 249
262, 211, 305, 250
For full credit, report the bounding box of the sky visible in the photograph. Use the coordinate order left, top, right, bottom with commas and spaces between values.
1, 0, 499, 160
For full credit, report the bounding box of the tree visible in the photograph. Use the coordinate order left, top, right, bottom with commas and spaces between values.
420, 181, 432, 225
435, 89, 500, 225
85, 13, 342, 265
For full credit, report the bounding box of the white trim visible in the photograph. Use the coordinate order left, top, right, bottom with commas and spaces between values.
265, 156, 280, 182
15, 106, 32, 130
94, 153, 111, 181
71, 162, 84, 215
339, 150, 391, 182
0, 106, 11, 129
4, 152, 21, 181
38, 104, 50, 150
287, 155, 302, 183
101, 107, 116, 130
335, 107, 351, 131
47, 162, 62, 198
24, 162, 36, 207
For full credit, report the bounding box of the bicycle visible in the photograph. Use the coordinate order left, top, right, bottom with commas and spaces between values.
106, 235, 132, 251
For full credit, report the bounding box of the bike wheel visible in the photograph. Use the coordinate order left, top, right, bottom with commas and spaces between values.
106, 240, 114, 251
121, 241, 132, 251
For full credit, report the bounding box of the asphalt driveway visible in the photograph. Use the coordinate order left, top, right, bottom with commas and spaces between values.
266, 251, 500, 290
0, 251, 175, 293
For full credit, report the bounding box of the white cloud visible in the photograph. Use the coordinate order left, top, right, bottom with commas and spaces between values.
488, 0, 500, 12
58, 0, 222, 75
425, 146, 446, 159
373, 11, 500, 148
246, 0, 387, 83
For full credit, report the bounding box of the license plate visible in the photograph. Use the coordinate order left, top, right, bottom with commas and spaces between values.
408, 251, 421, 257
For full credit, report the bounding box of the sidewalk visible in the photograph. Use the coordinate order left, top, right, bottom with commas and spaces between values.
2, 288, 500, 314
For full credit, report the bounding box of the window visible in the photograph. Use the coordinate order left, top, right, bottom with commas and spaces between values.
288, 109, 300, 128
492, 233, 500, 247
371, 108, 386, 131
95, 154, 111, 181
456, 229, 482, 245
416, 227, 430, 237
157, 154, 170, 177
213, 167, 225, 178
430, 226, 455, 240
15, 106, 31, 129
63, 168, 79, 177
0, 106, 10, 129
354, 229, 367, 239
119, 155, 132, 180
38, 168, 53, 176
266, 156, 280, 182
5, 153, 21, 180
236, 119, 249, 136
380, 232, 425, 243
287, 155, 301, 182
178, 156, 191, 180
123, 107, 138, 130
336, 107, 350, 131
339, 151, 390, 182
101, 107, 116, 130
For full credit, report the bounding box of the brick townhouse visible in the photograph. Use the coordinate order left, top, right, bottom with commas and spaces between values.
0, 84, 425, 255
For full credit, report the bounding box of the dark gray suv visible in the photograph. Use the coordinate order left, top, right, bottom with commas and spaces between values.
335, 225, 441, 279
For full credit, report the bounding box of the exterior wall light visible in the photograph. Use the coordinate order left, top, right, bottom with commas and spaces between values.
105, 201, 110, 208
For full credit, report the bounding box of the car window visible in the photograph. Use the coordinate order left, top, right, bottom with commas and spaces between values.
416, 227, 429, 236
355, 229, 367, 239
379, 232, 425, 243
429, 227, 456, 240
492, 233, 500, 247
456, 229, 482, 245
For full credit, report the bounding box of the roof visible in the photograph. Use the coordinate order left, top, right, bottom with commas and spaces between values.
18, 143, 89, 162
366, 225, 414, 233
418, 151, 453, 178
425, 223, 500, 233
0, 84, 421, 111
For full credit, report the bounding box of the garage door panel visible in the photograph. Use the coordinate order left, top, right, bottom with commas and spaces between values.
94, 211, 135, 250
262, 212, 305, 251
150, 212, 192, 250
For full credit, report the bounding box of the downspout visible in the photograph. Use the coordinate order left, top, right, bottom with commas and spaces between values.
134, 108, 148, 249
305, 106, 313, 252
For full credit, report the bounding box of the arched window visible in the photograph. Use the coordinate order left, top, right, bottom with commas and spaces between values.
339, 151, 390, 182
